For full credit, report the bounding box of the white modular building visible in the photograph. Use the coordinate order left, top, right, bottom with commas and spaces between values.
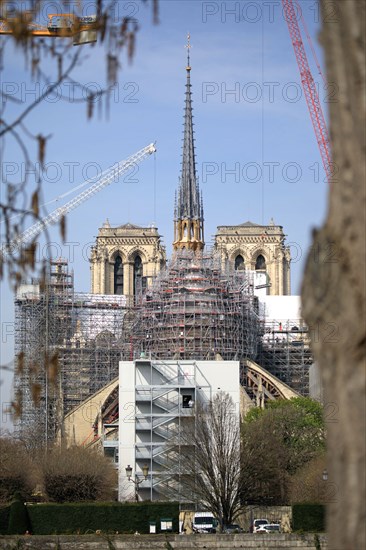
118, 358, 240, 502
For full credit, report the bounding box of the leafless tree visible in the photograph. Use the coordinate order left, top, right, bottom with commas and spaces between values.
0, 0, 159, 288
0, 437, 37, 503
0, 0, 158, 415
241, 413, 290, 505
0, 437, 117, 504
180, 392, 242, 529
40, 444, 117, 502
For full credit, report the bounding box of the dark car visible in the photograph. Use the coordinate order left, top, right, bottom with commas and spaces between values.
223, 524, 244, 534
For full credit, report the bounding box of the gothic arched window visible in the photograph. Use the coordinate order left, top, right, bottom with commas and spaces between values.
134, 255, 143, 296
234, 255, 245, 271
255, 254, 266, 270
114, 255, 123, 295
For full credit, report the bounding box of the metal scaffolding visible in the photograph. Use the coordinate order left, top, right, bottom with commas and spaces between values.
129, 249, 261, 363
14, 253, 312, 445
14, 259, 126, 443
257, 319, 313, 395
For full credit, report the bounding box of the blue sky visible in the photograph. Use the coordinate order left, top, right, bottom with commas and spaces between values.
0, 0, 330, 429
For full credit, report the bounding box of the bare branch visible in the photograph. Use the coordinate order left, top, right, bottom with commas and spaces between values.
180, 392, 242, 528
0, 49, 81, 138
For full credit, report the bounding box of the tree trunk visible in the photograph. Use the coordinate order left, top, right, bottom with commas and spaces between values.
301, 1, 365, 548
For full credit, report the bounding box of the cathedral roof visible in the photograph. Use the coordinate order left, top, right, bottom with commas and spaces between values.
118, 223, 143, 229
217, 220, 283, 230
98, 222, 161, 236
238, 221, 260, 227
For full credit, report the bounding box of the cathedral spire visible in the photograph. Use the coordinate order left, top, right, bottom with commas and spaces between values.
173, 34, 204, 252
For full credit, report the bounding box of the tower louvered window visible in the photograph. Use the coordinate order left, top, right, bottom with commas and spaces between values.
114, 255, 123, 294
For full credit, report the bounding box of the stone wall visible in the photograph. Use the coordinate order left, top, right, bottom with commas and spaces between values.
0, 533, 327, 549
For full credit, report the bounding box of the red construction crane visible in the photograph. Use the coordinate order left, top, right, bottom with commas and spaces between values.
282, 0, 332, 184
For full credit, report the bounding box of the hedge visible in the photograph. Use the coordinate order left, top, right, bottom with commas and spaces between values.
0, 506, 10, 535
8, 498, 31, 535
292, 503, 325, 532
26, 502, 179, 535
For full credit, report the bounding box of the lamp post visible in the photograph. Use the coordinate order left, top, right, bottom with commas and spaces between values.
125, 464, 149, 502
320, 468, 328, 502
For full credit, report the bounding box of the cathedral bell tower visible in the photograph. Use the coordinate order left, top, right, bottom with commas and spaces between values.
173, 35, 204, 252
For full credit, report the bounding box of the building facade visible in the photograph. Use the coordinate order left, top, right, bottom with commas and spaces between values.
118, 358, 240, 502
90, 220, 166, 302
215, 220, 291, 295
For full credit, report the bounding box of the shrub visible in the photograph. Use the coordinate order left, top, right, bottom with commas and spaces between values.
41, 446, 117, 502
292, 503, 325, 532
290, 454, 327, 504
26, 502, 179, 535
0, 505, 10, 535
0, 438, 35, 504
7, 495, 31, 535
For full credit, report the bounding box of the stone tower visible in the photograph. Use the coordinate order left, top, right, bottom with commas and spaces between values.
215, 219, 291, 295
173, 35, 204, 252
90, 220, 166, 302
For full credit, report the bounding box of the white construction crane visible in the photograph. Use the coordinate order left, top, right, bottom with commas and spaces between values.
5, 142, 156, 252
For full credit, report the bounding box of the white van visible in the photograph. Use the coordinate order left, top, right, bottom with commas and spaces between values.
192, 511, 218, 533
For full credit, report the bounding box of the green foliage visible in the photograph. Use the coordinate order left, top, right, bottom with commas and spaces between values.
243, 405, 265, 423
0, 505, 10, 534
26, 502, 179, 535
243, 397, 325, 465
292, 503, 325, 532
0, 478, 28, 505
7, 497, 30, 535
244, 397, 324, 428
241, 398, 325, 505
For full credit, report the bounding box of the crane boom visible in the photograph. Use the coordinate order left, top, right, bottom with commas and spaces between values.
0, 13, 97, 44
282, 0, 332, 184
10, 142, 156, 250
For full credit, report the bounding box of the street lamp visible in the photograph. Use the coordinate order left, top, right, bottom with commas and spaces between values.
125, 464, 149, 501
319, 469, 328, 502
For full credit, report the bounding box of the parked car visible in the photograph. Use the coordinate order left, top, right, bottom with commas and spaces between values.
256, 523, 281, 534
251, 518, 269, 533
223, 524, 244, 534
